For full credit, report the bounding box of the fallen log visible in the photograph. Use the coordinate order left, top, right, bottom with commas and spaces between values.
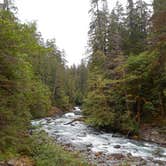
64, 117, 85, 125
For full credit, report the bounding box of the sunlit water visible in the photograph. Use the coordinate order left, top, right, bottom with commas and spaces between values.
32, 107, 166, 162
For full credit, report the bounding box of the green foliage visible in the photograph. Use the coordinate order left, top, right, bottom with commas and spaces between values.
31, 131, 89, 166
125, 50, 166, 122
0, 131, 90, 166
28, 81, 51, 118
124, 0, 150, 55
126, 51, 157, 76
0, 8, 80, 156
65, 60, 88, 106
84, 0, 166, 135
0, 10, 52, 153
84, 51, 117, 128
0, 7, 87, 158
1, 0, 166, 163
120, 114, 139, 134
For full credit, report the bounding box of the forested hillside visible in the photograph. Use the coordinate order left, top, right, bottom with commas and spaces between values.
0, 2, 87, 162
0, 0, 166, 165
84, 0, 166, 135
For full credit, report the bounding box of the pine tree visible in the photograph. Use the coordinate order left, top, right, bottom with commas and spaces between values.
124, 0, 150, 55
150, 0, 166, 116
89, 0, 109, 54
84, 51, 116, 128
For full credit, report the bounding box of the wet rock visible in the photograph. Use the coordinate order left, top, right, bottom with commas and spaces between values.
140, 126, 166, 146
39, 121, 46, 125
114, 145, 121, 149
86, 148, 92, 152
86, 143, 92, 148
78, 132, 86, 137
71, 142, 90, 152
112, 133, 121, 138
108, 153, 125, 160
141, 160, 147, 165
0, 161, 6, 166
64, 113, 75, 118
127, 153, 132, 158
46, 118, 52, 123
154, 159, 166, 165
132, 135, 140, 140
7, 158, 17, 166
95, 152, 103, 157
73, 110, 81, 115
153, 148, 164, 157
47, 127, 52, 130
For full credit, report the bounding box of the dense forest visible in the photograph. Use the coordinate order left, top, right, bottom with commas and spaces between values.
83, 0, 166, 135
0, 1, 87, 163
0, 0, 166, 165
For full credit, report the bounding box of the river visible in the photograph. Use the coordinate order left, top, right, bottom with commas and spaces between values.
32, 107, 166, 165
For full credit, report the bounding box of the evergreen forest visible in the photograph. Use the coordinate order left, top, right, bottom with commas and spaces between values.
0, 0, 166, 165
84, 0, 166, 134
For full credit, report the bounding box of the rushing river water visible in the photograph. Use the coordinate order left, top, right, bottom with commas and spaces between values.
32, 107, 166, 165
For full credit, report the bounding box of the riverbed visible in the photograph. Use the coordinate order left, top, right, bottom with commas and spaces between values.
32, 107, 166, 165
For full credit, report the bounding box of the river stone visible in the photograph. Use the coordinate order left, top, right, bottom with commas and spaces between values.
46, 118, 52, 123
78, 132, 86, 137
127, 153, 132, 157
114, 145, 121, 149
112, 133, 121, 138
7, 158, 17, 166
86, 143, 92, 148
0, 161, 5, 166
64, 112, 75, 118
95, 152, 103, 157
109, 153, 125, 160
73, 143, 89, 151
74, 111, 81, 115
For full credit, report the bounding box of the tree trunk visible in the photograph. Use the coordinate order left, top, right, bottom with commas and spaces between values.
159, 92, 165, 116
136, 97, 141, 124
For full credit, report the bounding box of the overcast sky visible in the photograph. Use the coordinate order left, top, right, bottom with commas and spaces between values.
14, 0, 151, 66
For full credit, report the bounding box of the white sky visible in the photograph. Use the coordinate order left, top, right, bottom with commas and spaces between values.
14, 0, 151, 66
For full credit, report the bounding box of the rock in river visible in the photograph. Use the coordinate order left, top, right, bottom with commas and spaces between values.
114, 145, 121, 149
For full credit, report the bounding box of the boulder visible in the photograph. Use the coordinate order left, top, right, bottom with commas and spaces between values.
7, 158, 17, 166
114, 145, 121, 149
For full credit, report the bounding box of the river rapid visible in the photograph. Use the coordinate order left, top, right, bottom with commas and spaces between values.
32, 107, 166, 166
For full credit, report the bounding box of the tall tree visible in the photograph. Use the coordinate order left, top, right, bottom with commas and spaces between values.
150, 0, 166, 115
0, 10, 51, 152
89, 0, 109, 55
124, 0, 150, 54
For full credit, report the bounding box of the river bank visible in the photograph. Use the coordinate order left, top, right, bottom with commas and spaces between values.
32, 107, 166, 166
140, 125, 166, 147
52, 106, 166, 147
0, 131, 90, 166
2, 107, 165, 166
57, 139, 166, 166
